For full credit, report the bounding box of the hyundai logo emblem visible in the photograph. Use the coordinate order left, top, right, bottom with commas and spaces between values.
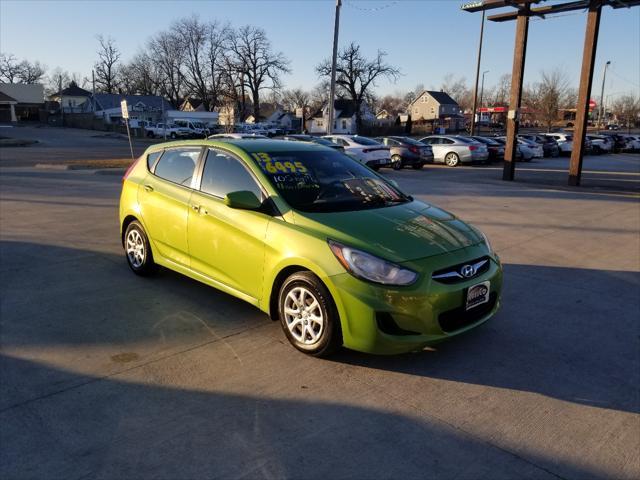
460, 264, 476, 278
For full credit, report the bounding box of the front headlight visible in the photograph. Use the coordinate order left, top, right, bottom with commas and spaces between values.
480, 230, 494, 254
328, 240, 417, 286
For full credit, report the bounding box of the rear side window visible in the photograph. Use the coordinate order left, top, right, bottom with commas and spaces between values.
200, 149, 262, 200
350, 136, 382, 146
147, 151, 162, 170
153, 148, 200, 186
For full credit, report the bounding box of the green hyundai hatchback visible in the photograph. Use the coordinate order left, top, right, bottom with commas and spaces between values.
120, 139, 502, 356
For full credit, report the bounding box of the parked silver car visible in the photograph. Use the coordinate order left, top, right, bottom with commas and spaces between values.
418, 135, 489, 167
374, 136, 434, 169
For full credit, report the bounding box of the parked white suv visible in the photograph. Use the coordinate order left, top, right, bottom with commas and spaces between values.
543, 133, 573, 155
322, 135, 391, 170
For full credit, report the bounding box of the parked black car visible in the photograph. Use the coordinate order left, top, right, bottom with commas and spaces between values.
519, 134, 560, 158
470, 136, 505, 162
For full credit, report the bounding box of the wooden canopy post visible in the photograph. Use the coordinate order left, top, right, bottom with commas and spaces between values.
502, 11, 529, 181
569, 1, 602, 186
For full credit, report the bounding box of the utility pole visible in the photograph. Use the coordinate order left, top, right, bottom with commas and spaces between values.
479, 70, 489, 134
327, 0, 342, 135
470, 10, 485, 136
597, 60, 610, 132
92, 69, 96, 113
59, 77, 64, 127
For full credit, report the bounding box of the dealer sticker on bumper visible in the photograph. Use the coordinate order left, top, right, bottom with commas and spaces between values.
466, 281, 490, 310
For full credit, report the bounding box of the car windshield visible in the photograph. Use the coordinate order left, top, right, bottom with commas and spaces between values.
350, 136, 382, 146
251, 150, 410, 213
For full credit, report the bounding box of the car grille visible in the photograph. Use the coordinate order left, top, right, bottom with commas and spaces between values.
431, 257, 490, 284
439, 292, 497, 332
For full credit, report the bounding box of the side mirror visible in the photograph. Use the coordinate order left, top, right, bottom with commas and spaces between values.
224, 190, 262, 210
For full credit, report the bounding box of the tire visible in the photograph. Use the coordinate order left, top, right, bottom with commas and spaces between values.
444, 152, 460, 167
412, 162, 424, 170
278, 271, 342, 357
124, 221, 157, 276
146, 131, 154, 138
391, 155, 402, 170
170, 132, 177, 139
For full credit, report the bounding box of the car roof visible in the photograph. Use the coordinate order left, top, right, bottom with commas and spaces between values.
147, 138, 328, 155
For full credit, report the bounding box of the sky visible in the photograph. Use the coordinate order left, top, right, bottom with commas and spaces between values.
1, 0, 639, 101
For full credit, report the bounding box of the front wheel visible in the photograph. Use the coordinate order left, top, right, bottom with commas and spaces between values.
444, 152, 460, 167
278, 271, 342, 357
391, 155, 402, 170
124, 221, 157, 276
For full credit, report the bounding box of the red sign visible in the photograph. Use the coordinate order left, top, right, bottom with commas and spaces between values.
589, 99, 597, 109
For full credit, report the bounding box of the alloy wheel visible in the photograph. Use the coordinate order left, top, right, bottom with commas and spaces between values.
283, 287, 324, 345
126, 229, 145, 268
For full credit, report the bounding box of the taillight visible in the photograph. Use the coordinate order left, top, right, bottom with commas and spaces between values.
122, 157, 141, 183
469, 145, 478, 151
408, 146, 420, 154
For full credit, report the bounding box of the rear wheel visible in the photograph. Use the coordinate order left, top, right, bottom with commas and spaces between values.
444, 152, 460, 167
124, 221, 157, 276
278, 271, 342, 357
391, 154, 402, 170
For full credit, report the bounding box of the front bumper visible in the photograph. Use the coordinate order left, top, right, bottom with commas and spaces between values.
326, 245, 503, 354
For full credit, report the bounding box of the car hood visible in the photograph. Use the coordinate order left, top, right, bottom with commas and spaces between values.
292, 200, 483, 263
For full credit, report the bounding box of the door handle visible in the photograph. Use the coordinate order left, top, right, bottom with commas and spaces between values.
191, 204, 200, 211
144, 184, 154, 192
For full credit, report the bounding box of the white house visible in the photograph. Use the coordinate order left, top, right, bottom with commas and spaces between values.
49, 82, 92, 112
307, 99, 376, 134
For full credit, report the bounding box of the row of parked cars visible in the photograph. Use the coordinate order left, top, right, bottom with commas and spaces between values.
207, 130, 639, 170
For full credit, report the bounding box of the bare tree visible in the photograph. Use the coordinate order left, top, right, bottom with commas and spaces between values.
228, 25, 290, 121
148, 30, 185, 107
173, 17, 229, 111
527, 69, 570, 132
610, 93, 640, 130
316, 42, 400, 131
47, 68, 70, 95
94, 35, 121, 93
441, 74, 473, 112
0, 53, 22, 83
282, 88, 311, 131
16, 60, 46, 83
120, 52, 160, 96
492, 73, 511, 106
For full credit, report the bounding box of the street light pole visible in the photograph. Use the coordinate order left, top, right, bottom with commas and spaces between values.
597, 60, 610, 131
327, 0, 342, 135
479, 70, 489, 134
470, 9, 485, 136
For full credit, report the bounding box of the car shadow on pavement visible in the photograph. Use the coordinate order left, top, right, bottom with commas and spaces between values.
332, 262, 640, 416
1, 240, 638, 419
0, 353, 609, 480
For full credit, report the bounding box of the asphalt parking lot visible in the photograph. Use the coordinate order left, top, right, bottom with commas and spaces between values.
1, 135, 639, 478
